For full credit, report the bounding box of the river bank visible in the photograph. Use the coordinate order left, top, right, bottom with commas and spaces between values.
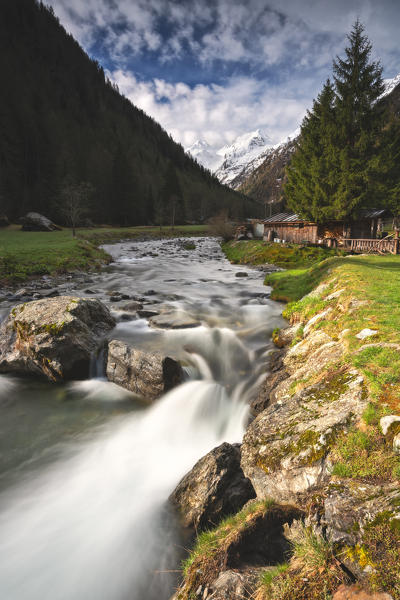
0, 224, 208, 285
175, 242, 400, 600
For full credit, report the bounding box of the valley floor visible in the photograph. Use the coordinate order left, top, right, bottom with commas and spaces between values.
0, 224, 208, 284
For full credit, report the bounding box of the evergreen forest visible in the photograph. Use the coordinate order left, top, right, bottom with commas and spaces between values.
0, 0, 256, 226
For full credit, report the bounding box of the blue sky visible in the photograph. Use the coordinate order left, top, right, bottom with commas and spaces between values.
47, 0, 400, 149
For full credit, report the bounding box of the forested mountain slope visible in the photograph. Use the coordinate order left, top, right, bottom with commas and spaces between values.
0, 0, 255, 225
239, 74, 400, 214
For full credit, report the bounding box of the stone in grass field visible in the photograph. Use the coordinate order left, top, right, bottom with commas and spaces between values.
20, 212, 61, 231
332, 584, 394, 599
356, 328, 378, 340
380, 415, 400, 435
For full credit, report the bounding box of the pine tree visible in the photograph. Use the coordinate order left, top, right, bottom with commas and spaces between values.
332, 20, 385, 216
285, 80, 339, 221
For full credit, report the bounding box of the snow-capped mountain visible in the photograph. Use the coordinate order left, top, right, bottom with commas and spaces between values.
186, 129, 275, 188
185, 139, 222, 172
381, 72, 400, 98
214, 129, 273, 186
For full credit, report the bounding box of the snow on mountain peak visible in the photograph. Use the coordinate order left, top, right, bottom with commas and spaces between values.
380, 72, 400, 99
186, 139, 222, 171
185, 128, 275, 186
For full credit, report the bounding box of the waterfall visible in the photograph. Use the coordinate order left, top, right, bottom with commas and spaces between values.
0, 365, 249, 600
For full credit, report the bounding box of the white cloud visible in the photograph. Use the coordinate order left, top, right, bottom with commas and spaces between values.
110, 69, 313, 149
48, 0, 400, 74
46, 0, 400, 146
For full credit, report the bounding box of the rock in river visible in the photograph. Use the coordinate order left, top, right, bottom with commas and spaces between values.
170, 442, 256, 531
0, 296, 116, 381
106, 339, 183, 401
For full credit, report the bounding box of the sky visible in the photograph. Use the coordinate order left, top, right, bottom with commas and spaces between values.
47, 0, 400, 150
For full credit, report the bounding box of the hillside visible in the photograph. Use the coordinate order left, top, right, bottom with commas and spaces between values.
0, 0, 255, 225
238, 138, 296, 212
239, 75, 400, 212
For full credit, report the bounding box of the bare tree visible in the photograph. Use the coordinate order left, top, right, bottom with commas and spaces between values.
59, 181, 94, 237
208, 211, 235, 242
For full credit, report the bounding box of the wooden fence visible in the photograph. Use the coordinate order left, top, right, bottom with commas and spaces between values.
343, 238, 399, 254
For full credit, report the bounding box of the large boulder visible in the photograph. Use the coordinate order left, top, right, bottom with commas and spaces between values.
106, 339, 183, 400
170, 442, 256, 531
20, 212, 61, 231
0, 297, 115, 381
241, 369, 369, 503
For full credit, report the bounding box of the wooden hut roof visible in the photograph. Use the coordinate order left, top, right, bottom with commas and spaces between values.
262, 212, 315, 225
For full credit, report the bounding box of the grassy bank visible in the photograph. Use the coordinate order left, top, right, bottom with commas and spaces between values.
222, 240, 400, 405
77, 224, 208, 246
222, 240, 343, 270
0, 224, 208, 283
220, 241, 400, 598
275, 254, 400, 406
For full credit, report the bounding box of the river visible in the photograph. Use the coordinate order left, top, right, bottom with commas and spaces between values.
0, 237, 284, 600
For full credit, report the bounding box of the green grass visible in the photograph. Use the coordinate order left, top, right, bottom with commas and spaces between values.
78, 224, 208, 245
0, 226, 111, 283
222, 240, 343, 270
182, 498, 275, 576
276, 254, 400, 405
255, 526, 348, 600
0, 224, 208, 283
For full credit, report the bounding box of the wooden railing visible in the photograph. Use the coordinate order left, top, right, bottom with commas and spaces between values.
343, 238, 399, 254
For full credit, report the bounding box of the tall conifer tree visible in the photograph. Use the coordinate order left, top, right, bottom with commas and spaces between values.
285, 21, 386, 222
332, 20, 384, 216
286, 80, 338, 221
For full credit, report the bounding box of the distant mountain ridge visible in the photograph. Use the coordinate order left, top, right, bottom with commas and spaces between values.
186, 129, 274, 188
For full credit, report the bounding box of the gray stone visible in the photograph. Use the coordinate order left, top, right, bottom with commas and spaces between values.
393, 432, 400, 454
356, 328, 378, 340
241, 370, 368, 503
170, 442, 256, 531
206, 570, 259, 600
312, 480, 400, 545
106, 339, 183, 400
120, 301, 143, 313
380, 415, 400, 436
0, 297, 115, 381
149, 311, 201, 329
137, 308, 160, 319
20, 212, 61, 232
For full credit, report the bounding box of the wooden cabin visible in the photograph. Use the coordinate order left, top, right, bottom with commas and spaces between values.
251, 209, 393, 247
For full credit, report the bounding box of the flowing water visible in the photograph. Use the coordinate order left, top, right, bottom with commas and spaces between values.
0, 237, 284, 600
